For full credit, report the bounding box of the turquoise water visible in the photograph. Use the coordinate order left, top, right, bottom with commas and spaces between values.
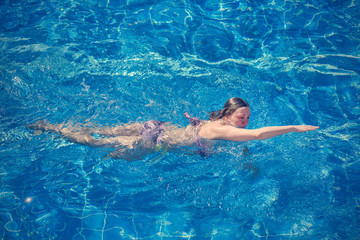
1, 0, 360, 239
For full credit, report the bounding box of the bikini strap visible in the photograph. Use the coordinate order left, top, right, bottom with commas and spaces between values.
184, 113, 209, 155
184, 112, 202, 127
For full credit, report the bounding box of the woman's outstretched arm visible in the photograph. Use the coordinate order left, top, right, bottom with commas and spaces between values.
204, 124, 319, 142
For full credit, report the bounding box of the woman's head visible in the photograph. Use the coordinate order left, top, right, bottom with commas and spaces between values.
210, 97, 250, 128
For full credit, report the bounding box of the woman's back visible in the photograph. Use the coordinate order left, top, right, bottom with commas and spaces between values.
161, 124, 199, 147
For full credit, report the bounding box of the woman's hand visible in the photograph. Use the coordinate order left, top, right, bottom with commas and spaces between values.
292, 125, 319, 133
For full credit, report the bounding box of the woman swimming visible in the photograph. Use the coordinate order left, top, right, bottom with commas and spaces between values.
27, 97, 319, 160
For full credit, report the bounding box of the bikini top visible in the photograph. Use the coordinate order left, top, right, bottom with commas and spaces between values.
184, 113, 211, 157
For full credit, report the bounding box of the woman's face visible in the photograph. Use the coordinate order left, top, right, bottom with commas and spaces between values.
226, 107, 250, 128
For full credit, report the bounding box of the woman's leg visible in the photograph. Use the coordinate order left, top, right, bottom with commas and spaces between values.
104, 146, 153, 161
27, 121, 144, 148
28, 121, 143, 137
87, 136, 144, 148
91, 123, 143, 137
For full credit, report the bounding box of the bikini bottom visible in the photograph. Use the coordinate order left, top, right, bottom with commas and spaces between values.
140, 120, 165, 145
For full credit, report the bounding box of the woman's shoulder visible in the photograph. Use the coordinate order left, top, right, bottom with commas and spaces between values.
202, 120, 229, 128
199, 120, 232, 139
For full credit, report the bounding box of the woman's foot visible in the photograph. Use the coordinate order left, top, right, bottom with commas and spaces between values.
27, 120, 47, 130
27, 121, 64, 133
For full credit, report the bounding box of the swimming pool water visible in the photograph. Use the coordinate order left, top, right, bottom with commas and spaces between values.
1, 0, 360, 239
